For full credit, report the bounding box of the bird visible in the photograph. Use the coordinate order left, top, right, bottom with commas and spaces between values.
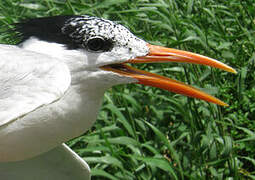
0, 15, 236, 180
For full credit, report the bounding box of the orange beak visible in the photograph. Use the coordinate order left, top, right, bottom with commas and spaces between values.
101, 44, 236, 106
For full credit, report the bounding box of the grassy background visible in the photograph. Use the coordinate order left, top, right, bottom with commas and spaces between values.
0, 0, 254, 179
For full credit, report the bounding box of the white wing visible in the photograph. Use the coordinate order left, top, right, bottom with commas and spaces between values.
0, 44, 71, 126
0, 143, 91, 180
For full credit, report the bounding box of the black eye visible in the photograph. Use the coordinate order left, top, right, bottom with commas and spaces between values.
86, 37, 112, 52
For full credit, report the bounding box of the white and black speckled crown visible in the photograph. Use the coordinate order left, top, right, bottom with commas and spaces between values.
14, 15, 144, 51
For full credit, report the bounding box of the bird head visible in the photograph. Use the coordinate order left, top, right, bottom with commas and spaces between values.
14, 15, 236, 106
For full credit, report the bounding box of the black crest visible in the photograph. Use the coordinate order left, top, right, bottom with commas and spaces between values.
14, 15, 84, 49
13, 15, 139, 52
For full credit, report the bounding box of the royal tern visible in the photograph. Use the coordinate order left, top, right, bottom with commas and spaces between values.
0, 15, 236, 179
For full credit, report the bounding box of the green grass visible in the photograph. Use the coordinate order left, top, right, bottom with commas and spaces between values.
0, 0, 255, 179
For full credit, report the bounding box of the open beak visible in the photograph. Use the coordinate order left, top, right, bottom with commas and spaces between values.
101, 44, 236, 106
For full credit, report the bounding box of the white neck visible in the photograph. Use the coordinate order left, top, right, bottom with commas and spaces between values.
20, 37, 135, 90
20, 37, 88, 75
19, 37, 136, 137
